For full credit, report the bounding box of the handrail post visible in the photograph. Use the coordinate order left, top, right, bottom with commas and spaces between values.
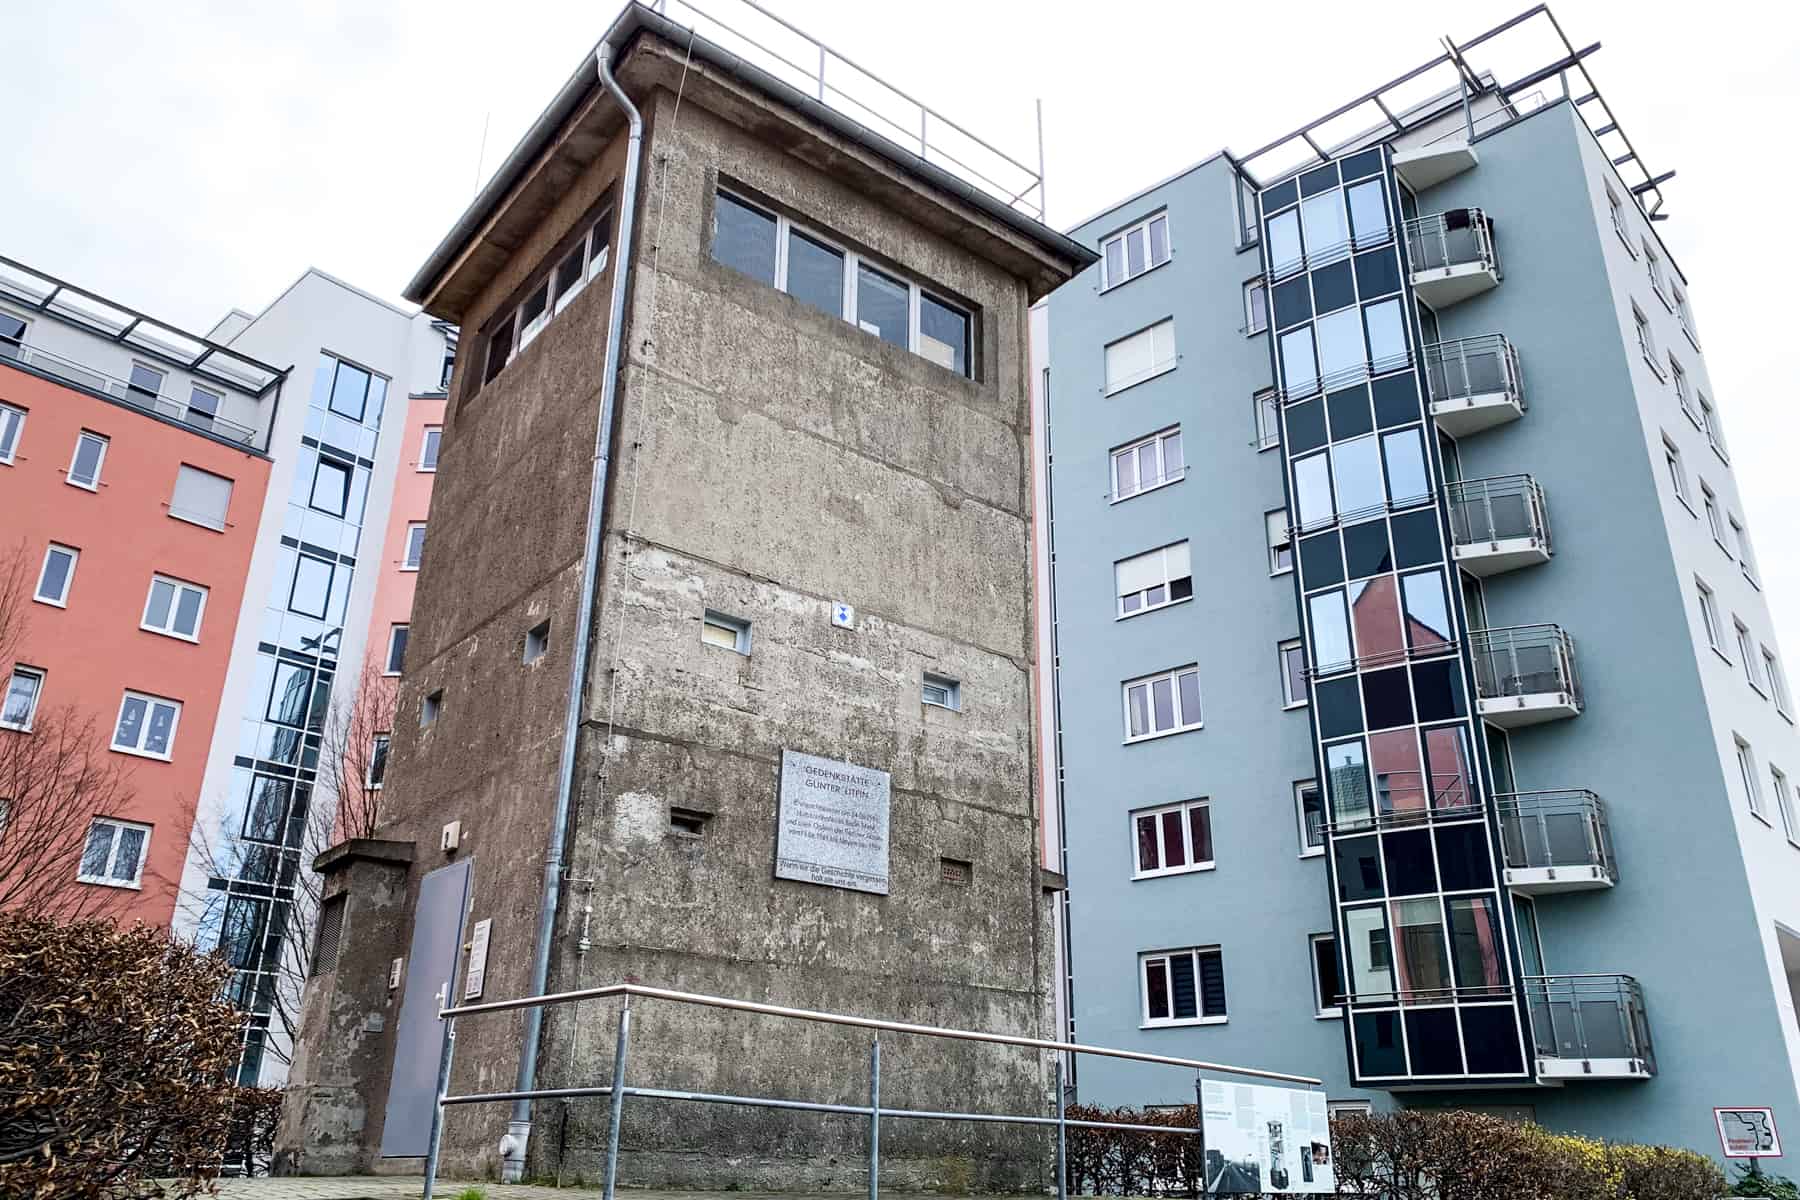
1054, 1057, 1068, 1200
422, 990, 455, 1200
868, 1034, 881, 1200
602, 996, 633, 1200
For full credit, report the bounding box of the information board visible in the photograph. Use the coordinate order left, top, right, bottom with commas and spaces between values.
775, 749, 891, 895
1200, 1080, 1335, 1195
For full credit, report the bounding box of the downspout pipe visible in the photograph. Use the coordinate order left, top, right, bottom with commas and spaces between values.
500, 39, 643, 1185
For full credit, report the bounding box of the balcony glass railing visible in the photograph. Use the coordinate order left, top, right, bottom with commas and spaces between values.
1423, 334, 1522, 409
1405, 208, 1499, 276
1446, 475, 1551, 550
1497, 790, 1615, 882
2, 340, 261, 447
1469, 624, 1581, 706
1525, 974, 1655, 1074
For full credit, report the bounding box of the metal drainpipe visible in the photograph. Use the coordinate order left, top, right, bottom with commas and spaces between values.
500, 38, 644, 1185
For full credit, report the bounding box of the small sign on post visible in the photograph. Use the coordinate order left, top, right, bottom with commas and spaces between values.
1715, 1107, 1782, 1158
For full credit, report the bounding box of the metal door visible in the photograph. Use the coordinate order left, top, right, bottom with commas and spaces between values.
380, 858, 472, 1157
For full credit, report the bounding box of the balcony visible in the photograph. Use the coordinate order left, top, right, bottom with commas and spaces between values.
1470, 624, 1582, 728
1526, 974, 1655, 1081
4, 341, 262, 446
1392, 139, 1478, 192
1446, 475, 1551, 577
1424, 334, 1523, 435
1497, 790, 1616, 893
1404, 209, 1500, 308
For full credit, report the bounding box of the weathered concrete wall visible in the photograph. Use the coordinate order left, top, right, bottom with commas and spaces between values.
289, 33, 1066, 1187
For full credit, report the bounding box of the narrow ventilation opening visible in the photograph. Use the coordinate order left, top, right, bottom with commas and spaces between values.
940, 857, 973, 886
670, 807, 713, 837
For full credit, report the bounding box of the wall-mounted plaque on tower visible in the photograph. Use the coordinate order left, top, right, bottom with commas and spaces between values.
776, 749, 891, 895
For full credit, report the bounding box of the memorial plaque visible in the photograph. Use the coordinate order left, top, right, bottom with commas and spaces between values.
776, 749, 891, 894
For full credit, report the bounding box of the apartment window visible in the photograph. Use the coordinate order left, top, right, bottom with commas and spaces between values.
2, 666, 44, 730
420, 427, 442, 471
1697, 578, 1726, 657
1698, 392, 1727, 460
524, 621, 550, 665
170, 464, 233, 531
0, 402, 23, 464
1104, 319, 1176, 395
1737, 736, 1766, 820
711, 190, 972, 376
402, 523, 426, 570
0, 312, 25, 358
1112, 428, 1182, 500
1267, 510, 1294, 575
1606, 182, 1628, 245
1633, 304, 1659, 371
421, 689, 443, 728
187, 386, 221, 430
1141, 946, 1227, 1025
1123, 666, 1203, 741
112, 691, 181, 759
1330, 1100, 1374, 1117
67, 431, 108, 490
1237, 175, 1260, 246
1116, 542, 1192, 617
1100, 211, 1171, 289
701, 610, 750, 654
1662, 438, 1690, 508
1132, 799, 1214, 877
1763, 647, 1791, 718
484, 208, 612, 385
1674, 285, 1698, 345
1244, 278, 1269, 335
77, 818, 150, 888
309, 456, 353, 517
141, 575, 208, 641
289, 553, 336, 619
127, 363, 166, 403
1773, 766, 1798, 844
385, 624, 409, 675
1296, 779, 1325, 854
1736, 621, 1763, 693
328, 359, 374, 422
1644, 241, 1668, 302
1670, 357, 1695, 422
1279, 640, 1308, 708
1701, 482, 1727, 548
35, 544, 78, 607
368, 734, 390, 789
1255, 389, 1280, 450
1311, 934, 1344, 1015
922, 672, 962, 710
1732, 516, 1759, 586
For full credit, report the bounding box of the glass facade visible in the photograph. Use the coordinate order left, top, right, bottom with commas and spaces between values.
1260, 147, 1530, 1084
193, 353, 388, 1081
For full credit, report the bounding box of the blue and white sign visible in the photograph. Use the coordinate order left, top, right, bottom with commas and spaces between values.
831, 602, 855, 629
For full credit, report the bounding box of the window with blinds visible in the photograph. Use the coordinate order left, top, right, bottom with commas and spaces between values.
1116, 541, 1192, 617
1141, 946, 1227, 1025
1104, 318, 1177, 395
170, 463, 233, 530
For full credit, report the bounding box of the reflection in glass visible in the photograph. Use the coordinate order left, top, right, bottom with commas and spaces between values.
1294, 453, 1333, 529
1402, 570, 1452, 649
786, 230, 844, 318
1369, 728, 1426, 818
1448, 896, 1509, 992
1422, 725, 1476, 811
1331, 435, 1384, 518
856, 263, 909, 347
1309, 589, 1353, 672
713, 193, 777, 285
289, 555, 333, 619
920, 295, 970, 376
1365, 298, 1407, 369
1269, 210, 1302, 273
1381, 427, 1430, 505
1281, 327, 1318, 397
1348, 180, 1390, 248
1315, 308, 1364, 386
328, 361, 370, 422
1349, 574, 1404, 667
1344, 905, 1394, 998
1302, 190, 1350, 260
1391, 898, 1452, 998
1327, 740, 1372, 827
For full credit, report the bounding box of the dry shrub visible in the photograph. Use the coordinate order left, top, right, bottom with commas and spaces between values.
0, 914, 244, 1198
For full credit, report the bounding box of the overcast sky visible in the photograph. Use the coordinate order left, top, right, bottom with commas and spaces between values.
7, 0, 1798, 653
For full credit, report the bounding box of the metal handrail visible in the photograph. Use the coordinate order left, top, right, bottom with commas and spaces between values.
1404, 208, 1498, 277
2, 339, 262, 446
423, 980, 1324, 1200
1469, 622, 1581, 706
1323, 775, 1484, 836
1421, 89, 1547, 147
1523, 973, 1654, 1072
1496, 789, 1615, 880
1446, 474, 1551, 552
1422, 333, 1523, 409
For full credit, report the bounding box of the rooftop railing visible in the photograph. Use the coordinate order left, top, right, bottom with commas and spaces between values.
1446, 474, 1551, 551
1524, 974, 1655, 1075
1469, 623, 1582, 707
1405, 208, 1499, 277
1, 340, 261, 447
1423, 334, 1523, 410
1496, 789, 1616, 883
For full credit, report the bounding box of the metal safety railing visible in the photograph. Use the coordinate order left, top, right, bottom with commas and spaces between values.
1446, 474, 1551, 551
1404, 208, 1498, 277
1523, 974, 1655, 1073
1, 339, 263, 447
1420, 89, 1548, 148
1323, 770, 1483, 836
1422, 333, 1523, 410
422, 981, 1323, 1200
1497, 789, 1616, 882
649, 0, 1045, 221
1469, 623, 1582, 706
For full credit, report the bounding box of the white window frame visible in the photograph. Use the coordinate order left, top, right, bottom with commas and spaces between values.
1310, 933, 1343, 1017
1700, 481, 1728, 551
419, 426, 442, 472
701, 610, 751, 655
1279, 639, 1309, 709
1634, 304, 1661, 376
35, 543, 78, 607
1099, 210, 1172, 290
127, 361, 167, 401
0, 402, 24, 466
1254, 388, 1280, 451
1122, 665, 1204, 743
1140, 946, 1227, 1027
1268, 509, 1294, 576
1111, 427, 1183, 502
1130, 799, 1214, 879
1295, 778, 1325, 857
110, 690, 182, 761
385, 624, 409, 676
139, 574, 208, 642
1670, 356, 1697, 425
1644, 240, 1670, 307
1103, 318, 1177, 396
1774, 765, 1799, 846
922, 672, 962, 711
169, 463, 234, 532
67, 431, 109, 491
1236, 175, 1260, 247
1244, 277, 1269, 335
1673, 284, 1699, 347
77, 817, 152, 889
1116, 542, 1192, 619
1738, 736, 1767, 822
1663, 437, 1691, 511
486, 208, 613, 382
1763, 647, 1792, 720
1732, 515, 1759, 587
186, 384, 222, 426
2, 665, 45, 731
1606, 182, 1630, 249
1736, 620, 1764, 694
1697, 578, 1726, 659
402, 522, 426, 571
1699, 392, 1728, 462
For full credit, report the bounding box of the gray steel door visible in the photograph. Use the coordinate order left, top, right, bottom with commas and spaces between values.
380, 858, 471, 1157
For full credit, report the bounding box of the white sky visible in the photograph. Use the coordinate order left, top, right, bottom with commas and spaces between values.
7, 0, 1799, 655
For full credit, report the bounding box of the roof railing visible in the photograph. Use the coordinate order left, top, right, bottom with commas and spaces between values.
1, 339, 264, 449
